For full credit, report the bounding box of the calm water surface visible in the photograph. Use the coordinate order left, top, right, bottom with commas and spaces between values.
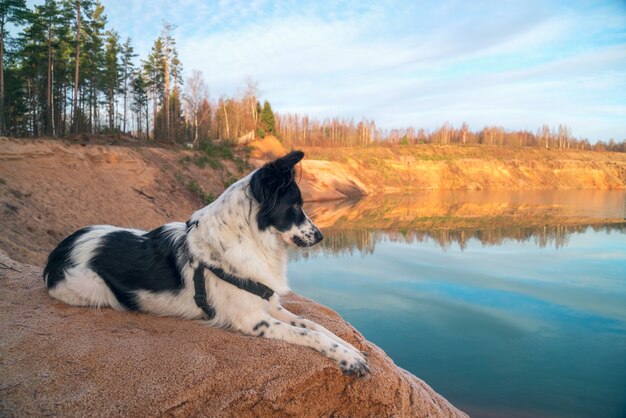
288, 191, 626, 418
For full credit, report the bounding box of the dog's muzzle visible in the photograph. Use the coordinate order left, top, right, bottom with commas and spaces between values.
289, 220, 324, 247
291, 226, 323, 247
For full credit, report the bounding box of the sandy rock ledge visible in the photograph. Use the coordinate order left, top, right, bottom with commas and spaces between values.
0, 252, 467, 417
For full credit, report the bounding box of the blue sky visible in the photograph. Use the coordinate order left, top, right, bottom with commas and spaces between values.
41, 1, 626, 140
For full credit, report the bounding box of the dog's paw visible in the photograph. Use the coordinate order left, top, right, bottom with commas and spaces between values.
338, 349, 371, 377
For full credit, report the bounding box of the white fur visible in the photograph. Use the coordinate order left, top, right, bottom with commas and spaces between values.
50, 267, 124, 310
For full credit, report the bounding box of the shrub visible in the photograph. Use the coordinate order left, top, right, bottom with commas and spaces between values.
187, 179, 215, 204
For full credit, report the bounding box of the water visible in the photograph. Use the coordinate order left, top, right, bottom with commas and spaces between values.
288, 191, 626, 418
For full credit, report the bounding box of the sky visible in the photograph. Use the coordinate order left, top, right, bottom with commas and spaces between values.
39, 1, 626, 140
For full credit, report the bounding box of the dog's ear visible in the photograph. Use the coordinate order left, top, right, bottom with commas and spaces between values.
274, 150, 304, 170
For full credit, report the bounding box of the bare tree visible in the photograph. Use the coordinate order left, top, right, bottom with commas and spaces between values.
184, 69, 209, 148
244, 77, 259, 127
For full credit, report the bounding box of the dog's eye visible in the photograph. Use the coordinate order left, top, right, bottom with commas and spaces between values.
293, 203, 301, 210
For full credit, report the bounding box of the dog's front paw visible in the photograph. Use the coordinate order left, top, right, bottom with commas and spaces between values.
338, 349, 371, 377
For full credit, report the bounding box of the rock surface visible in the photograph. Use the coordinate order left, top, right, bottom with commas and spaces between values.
0, 252, 467, 417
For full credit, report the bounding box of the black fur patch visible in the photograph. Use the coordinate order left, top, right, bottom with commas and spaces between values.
88, 226, 187, 310
253, 320, 270, 331
249, 151, 306, 231
44, 227, 92, 289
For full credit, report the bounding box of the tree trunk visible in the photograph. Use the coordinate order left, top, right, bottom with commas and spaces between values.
223, 101, 230, 139
152, 87, 157, 140
47, 25, 53, 136
145, 100, 149, 141
193, 114, 198, 148
0, 17, 6, 135
164, 61, 169, 140
88, 82, 93, 131
163, 28, 170, 140
72, 0, 81, 133
51, 62, 55, 136
123, 72, 128, 133
109, 87, 113, 130
62, 83, 67, 135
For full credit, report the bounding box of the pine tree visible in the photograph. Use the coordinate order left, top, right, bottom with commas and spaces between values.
103, 30, 119, 131
69, 0, 96, 134
19, 3, 47, 136
119, 37, 135, 133
81, 1, 105, 132
38, 0, 64, 135
50, 1, 73, 136
260, 100, 275, 135
70, 0, 80, 132
0, 0, 29, 134
131, 71, 147, 139
169, 44, 183, 141
143, 37, 164, 140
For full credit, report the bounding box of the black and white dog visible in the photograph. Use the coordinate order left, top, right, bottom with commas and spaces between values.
44, 151, 369, 376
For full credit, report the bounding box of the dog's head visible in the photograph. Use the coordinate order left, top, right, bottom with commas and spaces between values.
250, 151, 323, 247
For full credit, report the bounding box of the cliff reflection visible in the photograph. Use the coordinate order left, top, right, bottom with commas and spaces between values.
296, 190, 626, 258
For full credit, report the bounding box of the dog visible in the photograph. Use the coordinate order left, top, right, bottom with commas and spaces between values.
43, 150, 370, 376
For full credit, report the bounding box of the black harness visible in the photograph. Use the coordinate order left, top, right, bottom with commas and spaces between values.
187, 220, 275, 319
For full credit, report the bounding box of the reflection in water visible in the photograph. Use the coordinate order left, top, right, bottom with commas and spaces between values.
290, 191, 626, 418
294, 223, 626, 258
300, 190, 626, 258
307, 190, 626, 230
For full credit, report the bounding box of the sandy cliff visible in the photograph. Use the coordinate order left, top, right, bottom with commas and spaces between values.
0, 252, 466, 417
250, 136, 626, 196
300, 145, 626, 192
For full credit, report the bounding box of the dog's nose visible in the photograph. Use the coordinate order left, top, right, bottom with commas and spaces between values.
314, 229, 324, 242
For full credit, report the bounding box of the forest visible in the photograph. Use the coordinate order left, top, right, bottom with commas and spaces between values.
1, 0, 624, 152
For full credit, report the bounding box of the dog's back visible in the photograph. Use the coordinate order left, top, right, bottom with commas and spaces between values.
43, 223, 193, 314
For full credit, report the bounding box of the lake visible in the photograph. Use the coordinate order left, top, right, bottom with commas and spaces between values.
288, 190, 626, 418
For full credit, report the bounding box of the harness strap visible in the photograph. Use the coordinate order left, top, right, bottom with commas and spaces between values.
205, 264, 275, 301
192, 262, 275, 319
193, 264, 216, 319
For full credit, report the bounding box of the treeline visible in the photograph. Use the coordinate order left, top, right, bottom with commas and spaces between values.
1, 0, 277, 145
276, 115, 626, 152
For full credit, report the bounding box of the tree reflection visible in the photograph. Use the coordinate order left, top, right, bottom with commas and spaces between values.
291, 223, 626, 259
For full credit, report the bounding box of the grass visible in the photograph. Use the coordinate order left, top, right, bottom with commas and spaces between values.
9, 189, 24, 199
173, 171, 185, 184
174, 171, 215, 204
223, 174, 239, 189
179, 155, 192, 165
187, 179, 215, 204
179, 140, 246, 170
